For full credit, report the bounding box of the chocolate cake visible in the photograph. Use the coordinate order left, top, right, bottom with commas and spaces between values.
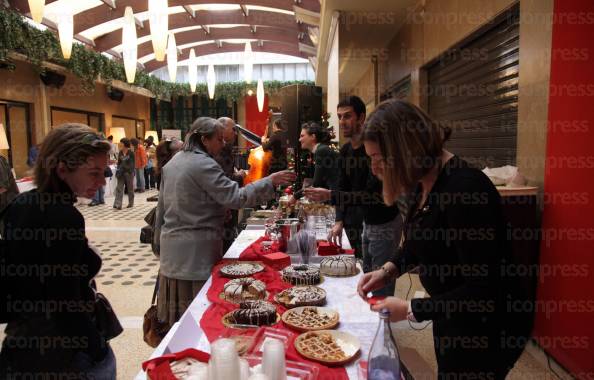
230, 300, 277, 326
282, 264, 321, 285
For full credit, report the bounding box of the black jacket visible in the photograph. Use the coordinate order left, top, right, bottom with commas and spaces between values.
0, 187, 107, 374
392, 156, 532, 376
312, 144, 339, 190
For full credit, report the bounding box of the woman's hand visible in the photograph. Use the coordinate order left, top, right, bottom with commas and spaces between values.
357, 269, 388, 299
303, 187, 331, 202
370, 297, 409, 322
269, 170, 297, 186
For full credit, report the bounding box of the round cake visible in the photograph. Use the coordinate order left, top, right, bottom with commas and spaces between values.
282, 264, 321, 285
223, 277, 266, 303
320, 256, 358, 276
275, 286, 326, 308
230, 300, 277, 326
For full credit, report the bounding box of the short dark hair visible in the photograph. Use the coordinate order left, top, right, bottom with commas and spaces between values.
120, 138, 131, 148
107, 135, 113, 141
338, 96, 366, 118
273, 119, 285, 131
130, 138, 139, 147
301, 121, 331, 144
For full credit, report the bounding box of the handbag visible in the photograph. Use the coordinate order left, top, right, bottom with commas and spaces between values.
94, 292, 123, 341
143, 273, 170, 347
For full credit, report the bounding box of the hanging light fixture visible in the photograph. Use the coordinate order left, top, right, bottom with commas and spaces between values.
28, 0, 45, 23
166, 33, 177, 82
188, 48, 197, 93
244, 41, 253, 84
57, 7, 73, 59
207, 63, 216, 100
256, 78, 264, 112
149, 0, 168, 61
122, 6, 137, 84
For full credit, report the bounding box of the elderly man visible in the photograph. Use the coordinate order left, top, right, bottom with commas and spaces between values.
216, 117, 247, 252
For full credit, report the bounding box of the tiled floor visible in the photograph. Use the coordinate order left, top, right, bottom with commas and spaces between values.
1, 187, 574, 379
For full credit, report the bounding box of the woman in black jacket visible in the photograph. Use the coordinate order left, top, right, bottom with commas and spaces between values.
357, 100, 533, 379
0, 124, 119, 379
299, 122, 339, 190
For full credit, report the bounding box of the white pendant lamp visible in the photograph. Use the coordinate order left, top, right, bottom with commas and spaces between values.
122, 6, 137, 84
28, 0, 45, 23
256, 78, 264, 112
244, 41, 253, 84
0, 123, 10, 150
188, 48, 197, 93
166, 33, 177, 82
207, 64, 216, 99
57, 7, 73, 59
148, 0, 169, 62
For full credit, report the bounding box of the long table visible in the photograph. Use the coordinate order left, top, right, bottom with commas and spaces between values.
136, 227, 379, 379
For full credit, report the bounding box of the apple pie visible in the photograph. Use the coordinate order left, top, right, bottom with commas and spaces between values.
294, 331, 348, 363
282, 306, 338, 332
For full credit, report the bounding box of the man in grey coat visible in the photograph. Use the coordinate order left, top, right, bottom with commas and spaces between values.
154, 117, 295, 326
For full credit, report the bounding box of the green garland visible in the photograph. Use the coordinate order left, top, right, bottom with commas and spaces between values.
0, 7, 314, 100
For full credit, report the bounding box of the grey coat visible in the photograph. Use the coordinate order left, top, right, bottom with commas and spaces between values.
155, 148, 275, 280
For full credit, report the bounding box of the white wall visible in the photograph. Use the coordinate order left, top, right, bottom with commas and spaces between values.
326, 26, 340, 140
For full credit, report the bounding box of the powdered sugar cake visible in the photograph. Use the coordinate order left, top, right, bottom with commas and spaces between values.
274, 286, 326, 308
220, 262, 264, 278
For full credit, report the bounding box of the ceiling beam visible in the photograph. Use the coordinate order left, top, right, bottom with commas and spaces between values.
100, 0, 116, 10
144, 41, 310, 71
135, 26, 303, 58
182, 5, 195, 19
94, 10, 307, 52
71, 0, 320, 35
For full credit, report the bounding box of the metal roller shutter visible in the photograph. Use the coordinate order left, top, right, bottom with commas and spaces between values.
427, 4, 519, 168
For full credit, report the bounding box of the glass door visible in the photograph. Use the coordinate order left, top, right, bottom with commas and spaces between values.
0, 101, 32, 179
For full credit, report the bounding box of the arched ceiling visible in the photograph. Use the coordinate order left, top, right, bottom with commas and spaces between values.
143, 40, 308, 71
7, 0, 320, 73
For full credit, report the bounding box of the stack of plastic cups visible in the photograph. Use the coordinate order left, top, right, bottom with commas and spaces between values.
210, 338, 240, 380
262, 338, 287, 380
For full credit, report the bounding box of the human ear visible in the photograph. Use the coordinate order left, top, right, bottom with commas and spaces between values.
56, 161, 68, 180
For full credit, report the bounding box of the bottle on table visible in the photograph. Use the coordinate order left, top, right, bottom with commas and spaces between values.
367, 308, 401, 380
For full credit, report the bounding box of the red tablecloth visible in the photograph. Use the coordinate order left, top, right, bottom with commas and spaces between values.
199, 257, 349, 379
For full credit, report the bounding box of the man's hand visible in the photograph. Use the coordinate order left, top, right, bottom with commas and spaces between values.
303, 187, 331, 202
0, 187, 7, 194
235, 168, 247, 178
328, 221, 343, 246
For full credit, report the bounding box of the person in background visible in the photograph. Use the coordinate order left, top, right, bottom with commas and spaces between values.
107, 135, 118, 163
0, 124, 119, 378
262, 119, 288, 174
113, 138, 135, 209
26, 144, 39, 168
0, 154, 18, 213
299, 122, 339, 190
305, 96, 400, 295
358, 100, 532, 379
216, 117, 246, 253
154, 138, 183, 191
131, 138, 147, 193
144, 136, 157, 190
154, 117, 295, 327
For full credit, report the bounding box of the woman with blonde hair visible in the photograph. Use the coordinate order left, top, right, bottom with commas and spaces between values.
357, 100, 532, 379
0, 124, 119, 378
